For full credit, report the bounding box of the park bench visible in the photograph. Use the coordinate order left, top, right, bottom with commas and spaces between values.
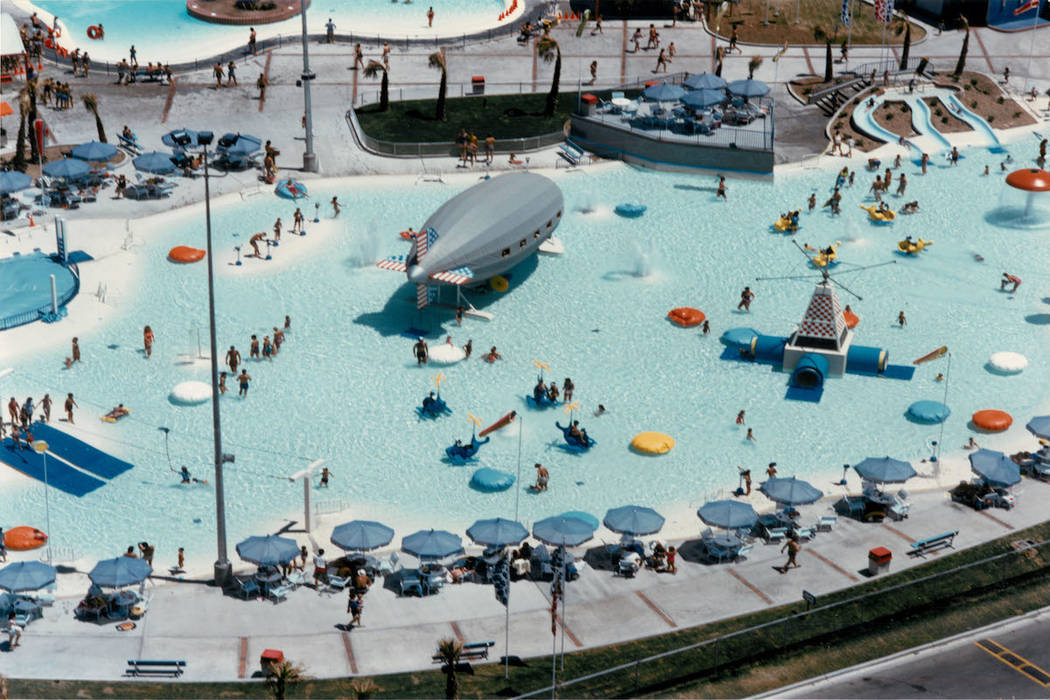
908, 530, 958, 558
432, 641, 495, 663
126, 659, 186, 678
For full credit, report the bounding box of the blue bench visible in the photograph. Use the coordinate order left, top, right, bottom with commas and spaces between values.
909, 530, 958, 557
432, 640, 494, 663
126, 659, 186, 678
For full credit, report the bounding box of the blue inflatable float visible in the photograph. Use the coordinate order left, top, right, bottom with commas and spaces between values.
556, 421, 596, 451
275, 178, 308, 199
418, 392, 452, 419
445, 435, 489, 463
525, 387, 560, 409
470, 467, 515, 492
614, 203, 646, 218
907, 400, 951, 424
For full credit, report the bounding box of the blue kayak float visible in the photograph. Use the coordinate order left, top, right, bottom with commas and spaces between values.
470, 467, 515, 492
275, 178, 308, 199
906, 400, 951, 424
614, 203, 646, 218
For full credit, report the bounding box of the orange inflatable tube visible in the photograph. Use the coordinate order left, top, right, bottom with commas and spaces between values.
668, 307, 705, 327
87, 25, 103, 40
843, 309, 859, 329
168, 246, 205, 263
479, 411, 516, 437
972, 409, 1012, 432
4, 526, 48, 551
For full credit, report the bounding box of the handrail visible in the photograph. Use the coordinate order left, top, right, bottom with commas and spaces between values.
0, 258, 79, 330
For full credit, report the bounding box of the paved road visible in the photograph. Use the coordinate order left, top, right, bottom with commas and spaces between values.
782, 610, 1050, 699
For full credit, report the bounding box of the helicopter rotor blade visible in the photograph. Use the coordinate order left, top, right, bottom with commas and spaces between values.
828, 275, 863, 301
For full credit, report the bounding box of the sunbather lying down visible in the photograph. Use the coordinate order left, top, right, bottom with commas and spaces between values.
103, 404, 130, 422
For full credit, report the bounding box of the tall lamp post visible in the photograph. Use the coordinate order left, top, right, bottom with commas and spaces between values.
175, 131, 234, 585
31, 440, 52, 565
299, 0, 318, 172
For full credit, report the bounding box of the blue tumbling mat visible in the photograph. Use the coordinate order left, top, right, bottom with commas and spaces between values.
0, 438, 105, 497
30, 423, 134, 479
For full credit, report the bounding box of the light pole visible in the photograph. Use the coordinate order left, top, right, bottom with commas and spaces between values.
32, 440, 52, 565
299, 0, 318, 172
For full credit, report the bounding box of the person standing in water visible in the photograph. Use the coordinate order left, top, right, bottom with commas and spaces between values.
143, 325, 154, 358
64, 393, 78, 424
292, 208, 304, 234
226, 345, 241, 374
716, 176, 727, 200
738, 286, 755, 311
237, 369, 252, 397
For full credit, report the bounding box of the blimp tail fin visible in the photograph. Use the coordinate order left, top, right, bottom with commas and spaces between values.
416, 284, 436, 309
430, 266, 474, 285
415, 226, 439, 262
376, 256, 408, 273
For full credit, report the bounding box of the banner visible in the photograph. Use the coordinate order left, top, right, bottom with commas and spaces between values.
34, 118, 46, 155
841, 0, 852, 26
874, 0, 894, 22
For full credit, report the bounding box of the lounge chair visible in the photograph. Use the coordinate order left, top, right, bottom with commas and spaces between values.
376, 551, 400, 576
285, 571, 305, 589
399, 569, 424, 597
326, 569, 350, 591
817, 515, 837, 532
230, 576, 260, 600
268, 584, 293, 604
734, 543, 754, 561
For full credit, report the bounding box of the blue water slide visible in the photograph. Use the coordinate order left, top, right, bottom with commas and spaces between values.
851, 100, 906, 148
940, 93, 1006, 153
907, 96, 953, 152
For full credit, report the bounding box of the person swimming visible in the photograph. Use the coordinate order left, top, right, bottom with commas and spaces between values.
484, 346, 502, 362
594, 404, 606, 417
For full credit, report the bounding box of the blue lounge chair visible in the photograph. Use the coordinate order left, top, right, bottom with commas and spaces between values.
399, 569, 424, 597
230, 576, 259, 600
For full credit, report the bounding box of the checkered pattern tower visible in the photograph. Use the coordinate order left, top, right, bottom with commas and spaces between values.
782, 280, 854, 375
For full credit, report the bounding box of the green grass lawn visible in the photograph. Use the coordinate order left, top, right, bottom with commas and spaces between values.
709, 0, 925, 46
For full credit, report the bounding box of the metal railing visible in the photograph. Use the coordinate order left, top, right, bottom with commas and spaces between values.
346, 108, 566, 158
516, 536, 1050, 698
0, 259, 79, 331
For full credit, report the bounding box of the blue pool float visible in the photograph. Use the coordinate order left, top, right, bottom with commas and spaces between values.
906, 400, 951, 424
721, 327, 760, 348
275, 178, 309, 199
445, 435, 489, 463
525, 388, 560, 409
614, 203, 646, 218
470, 467, 515, 492
417, 392, 452, 419
555, 421, 596, 451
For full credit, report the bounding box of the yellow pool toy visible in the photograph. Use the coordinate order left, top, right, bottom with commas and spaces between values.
631, 432, 675, 455
490, 275, 509, 292
860, 204, 896, 222
897, 238, 933, 254
809, 241, 841, 268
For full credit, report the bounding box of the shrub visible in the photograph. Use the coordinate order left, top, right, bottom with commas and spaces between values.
987, 115, 995, 122
997, 96, 1004, 104
970, 100, 978, 108
885, 113, 894, 121
1013, 111, 1022, 118
941, 116, 949, 124
803, 87, 812, 95
969, 78, 978, 86
934, 108, 943, 116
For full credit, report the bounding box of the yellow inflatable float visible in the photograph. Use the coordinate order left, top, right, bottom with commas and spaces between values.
897, 237, 932, 254
490, 275, 509, 292
859, 204, 896, 223
631, 432, 675, 455
807, 241, 841, 268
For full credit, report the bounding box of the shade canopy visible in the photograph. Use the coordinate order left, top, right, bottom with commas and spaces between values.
533, 515, 595, 547
558, 511, 600, 530
466, 518, 529, 547
1005, 168, 1050, 192
727, 78, 770, 97
968, 449, 1021, 487
235, 534, 300, 566
760, 476, 824, 505
852, 456, 917, 484
642, 82, 686, 101
697, 500, 758, 529
1025, 415, 1050, 440
684, 72, 728, 90
0, 101, 12, 117
681, 89, 726, 109
71, 141, 118, 162
330, 520, 394, 552
603, 505, 665, 536
133, 151, 177, 174
42, 158, 90, 179
0, 170, 32, 195
219, 133, 262, 155
89, 557, 152, 588
401, 529, 464, 560
0, 561, 56, 592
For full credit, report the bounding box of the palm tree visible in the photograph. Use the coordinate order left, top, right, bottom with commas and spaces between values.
26, 79, 41, 166
350, 678, 380, 699
813, 26, 833, 82
953, 16, 969, 77
428, 51, 447, 121
748, 55, 763, 80
12, 89, 29, 172
81, 93, 107, 143
362, 60, 390, 112
265, 661, 305, 700
436, 638, 463, 699
537, 35, 562, 117
899, 22, 911, 70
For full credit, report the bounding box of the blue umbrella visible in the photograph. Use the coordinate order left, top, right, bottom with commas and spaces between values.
42, 158, 90, 179
162, 129, 200, 148
401, 529, 464, 560
330, 520, 394, 552
603, 505, 665, 536
968, 449, 1021, 487
697, 500, 758, 529
852, 456, 917, 484
0, 170, 32, 195
759, 476, 824, 506
88, 557, 152, 588
235, 534, 300, 566
684, 72, 728, 90
642, 82, 686, 102
727, 78, 770, 98
133, 151, 177, 174
681, 89, 726, 109
1025, 415, 1050, 440
221, 133, 262, 156
533, 515, 595, 547
0, 561, 56, 592
71, 141, 118, 162
558, 511, 600, 530
466, 518, 529, 547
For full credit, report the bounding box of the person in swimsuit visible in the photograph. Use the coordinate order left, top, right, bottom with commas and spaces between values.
226, 345, 241, 373
413, 337, 428, 366
143, 325, 154, 358
219, 372, 227, 395
40, 394, 52, 423
250, 335, 260, 359
249, 232, 266, 258
562, 378, 574, 403
64, 393, 78, 424
484, 346, 501, 362
72, 337, 81, 363
533, 378, 547, 402
237, 369, 252, 397
273, 218, 282, 243
534, 463, 549, 491
262, 336, 273, 360
292, 208, 304, 234
738, 286, 755, 311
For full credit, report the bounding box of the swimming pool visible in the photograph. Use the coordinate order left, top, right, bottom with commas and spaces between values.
0, 252, 77, 330
2, 148, 1049, 571
29, 0, 510, 64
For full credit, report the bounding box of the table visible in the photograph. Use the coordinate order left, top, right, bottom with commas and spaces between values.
255, 570, 283, 595
611, 97, 631, 109
106, 590, 139, 619
13, 599, 42, 623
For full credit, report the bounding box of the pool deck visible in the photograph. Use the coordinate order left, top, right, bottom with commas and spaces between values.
2, 479, 1049, 681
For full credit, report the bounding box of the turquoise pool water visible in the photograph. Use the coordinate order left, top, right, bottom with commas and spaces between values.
3, 149, 1049, 568
33, 0, 507, 64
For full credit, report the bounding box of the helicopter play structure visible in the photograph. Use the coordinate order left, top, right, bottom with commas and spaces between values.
721, 242, 916, 401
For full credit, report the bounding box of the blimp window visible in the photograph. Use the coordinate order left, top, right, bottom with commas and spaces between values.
533, 229, 540, 239
519, 239, 527, 249
501, 247, 511, 257
556, 210, 562, 218
546, 220, 552, 228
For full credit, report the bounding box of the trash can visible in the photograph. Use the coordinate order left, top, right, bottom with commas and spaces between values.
868, 546, 892, 576
261, 649, 284, 677
580, 93, 598, 116
471, 75, 485, 95
915, 57, 929, 76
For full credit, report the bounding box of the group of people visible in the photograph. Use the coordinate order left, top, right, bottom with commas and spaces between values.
455, 130, 497, 168
532, 376, 575, 404
37, 76, 75, 110
222, 316, 292, 398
